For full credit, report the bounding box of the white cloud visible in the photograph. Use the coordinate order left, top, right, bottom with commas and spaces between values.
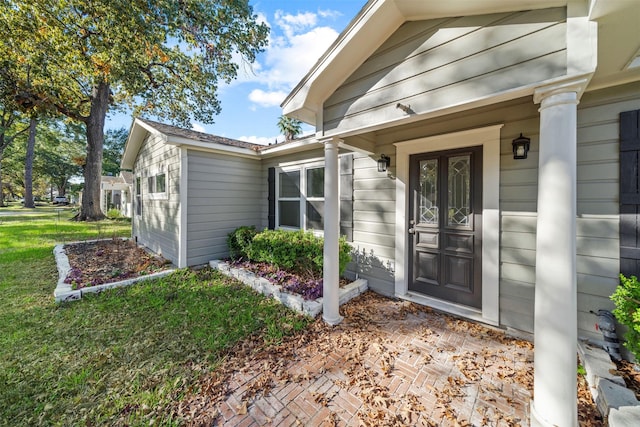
237, 135, 281, 145
191, 122, 206, 133
234, 8, 341, 110
274, 10, 317, 38
318, 9, 342, 19
248, 89, 287, 107
260, 26, 338, 88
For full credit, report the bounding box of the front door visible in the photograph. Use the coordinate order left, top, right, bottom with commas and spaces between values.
408, 146, 483, 308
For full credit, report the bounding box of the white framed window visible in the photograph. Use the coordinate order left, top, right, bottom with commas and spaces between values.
135, 176, 142, 216
277, 161, 324, 232
147, 169, 167, 200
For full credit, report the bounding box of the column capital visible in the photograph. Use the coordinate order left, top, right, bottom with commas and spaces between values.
316, 135, 342, 146
533, 75, 592, 105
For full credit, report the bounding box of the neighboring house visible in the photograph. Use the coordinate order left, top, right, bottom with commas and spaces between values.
123, 1, 640, 425
100, 172, 133, 217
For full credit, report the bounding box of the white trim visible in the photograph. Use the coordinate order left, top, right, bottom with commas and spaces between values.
275, 160, 326, 232
166, 137, 260, 159
178, 148, 188, 268
394, 124, 503, 325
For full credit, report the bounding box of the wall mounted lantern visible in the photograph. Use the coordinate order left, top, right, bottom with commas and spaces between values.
377, 154, 391, 172
512, 133, 530, 159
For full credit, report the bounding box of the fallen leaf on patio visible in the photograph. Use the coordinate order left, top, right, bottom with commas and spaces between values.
236, 401, 247, 415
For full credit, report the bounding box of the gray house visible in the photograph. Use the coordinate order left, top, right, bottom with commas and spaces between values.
122, 0, 640, 425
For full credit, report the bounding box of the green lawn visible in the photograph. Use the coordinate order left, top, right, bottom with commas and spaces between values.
0, 205, 309, 426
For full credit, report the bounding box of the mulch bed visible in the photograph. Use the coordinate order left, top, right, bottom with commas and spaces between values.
63, 239, 171, 289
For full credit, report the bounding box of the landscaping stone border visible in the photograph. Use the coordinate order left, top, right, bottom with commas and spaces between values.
53, 239, 176, 303
210, 259, 368, 318
578, 340, 640, 424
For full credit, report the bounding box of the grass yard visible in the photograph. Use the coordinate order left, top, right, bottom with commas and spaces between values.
0, 205, 310, 426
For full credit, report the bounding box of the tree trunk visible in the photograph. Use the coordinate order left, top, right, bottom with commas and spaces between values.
57, 183, 66, 197
77, 82, 109, 221
0, 147, 4, 207
23, 117, 37, 209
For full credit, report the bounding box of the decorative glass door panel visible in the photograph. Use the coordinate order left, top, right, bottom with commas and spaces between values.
409, 147, 482, 309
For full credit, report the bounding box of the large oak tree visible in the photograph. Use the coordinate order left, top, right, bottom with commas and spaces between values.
0, 0, 268, 219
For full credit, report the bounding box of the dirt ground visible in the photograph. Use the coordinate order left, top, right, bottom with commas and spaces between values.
63, 239, 170, 289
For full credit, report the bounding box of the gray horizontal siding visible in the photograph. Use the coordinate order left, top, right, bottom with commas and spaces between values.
186, 150, 262, 266
324, 7, 566, 134
132, 133, 181, 265
573, 82, 640, 342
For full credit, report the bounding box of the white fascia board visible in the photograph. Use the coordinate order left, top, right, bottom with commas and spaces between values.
567, 0, 598, 76
282, 0, 403, 124
120, 120, 151, 169
282, 0, 570, 126
121, 118, 169, 170
165, 136, 260, 160
259, 139, 323, 159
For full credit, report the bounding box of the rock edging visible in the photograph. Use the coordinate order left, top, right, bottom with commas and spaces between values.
53, 240, 176, 302
209, 259, 368, 318
578, 341, 640, 425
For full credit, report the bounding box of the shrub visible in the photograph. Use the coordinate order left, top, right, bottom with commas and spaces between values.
611, 274, 640, 360
227, 226, 258, 260
106, 208, 123, 219
227, 227, 351, 277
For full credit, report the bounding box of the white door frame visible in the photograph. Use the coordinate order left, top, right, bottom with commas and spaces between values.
394, 124, 502, 325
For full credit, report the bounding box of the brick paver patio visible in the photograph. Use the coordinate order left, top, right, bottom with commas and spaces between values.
183, 292, 534, 426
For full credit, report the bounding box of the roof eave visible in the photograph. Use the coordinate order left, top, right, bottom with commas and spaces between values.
281, 0, 570, 126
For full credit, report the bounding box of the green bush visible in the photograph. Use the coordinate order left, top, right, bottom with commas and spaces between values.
106, 208, 123, 219
611, 274, 640, 360
227, 226, 258, 260
227, 227, 351, 277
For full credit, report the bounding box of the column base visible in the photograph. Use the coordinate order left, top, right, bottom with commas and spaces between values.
322, 314, 344, 326
530, 401, 555, 427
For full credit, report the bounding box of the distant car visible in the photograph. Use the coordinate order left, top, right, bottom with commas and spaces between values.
53, 196, 69, 205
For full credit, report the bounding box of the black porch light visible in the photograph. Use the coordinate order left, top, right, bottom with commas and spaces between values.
512, 133, 530, 159
377, 154, 391, 172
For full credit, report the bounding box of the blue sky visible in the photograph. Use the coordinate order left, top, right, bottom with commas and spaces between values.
106, 0, 365, 144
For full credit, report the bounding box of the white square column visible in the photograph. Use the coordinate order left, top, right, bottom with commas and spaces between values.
531, 78, 589, 427
322, 137, 343, 325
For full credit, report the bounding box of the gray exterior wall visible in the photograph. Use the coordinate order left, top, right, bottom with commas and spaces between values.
186, 150, 262, 266
337, 81, 640, 340
132, 133, 181, 265
258, 148, 328, 230
324, 7, 567, 134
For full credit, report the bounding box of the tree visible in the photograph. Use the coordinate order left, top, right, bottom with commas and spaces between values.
22, 117, 37, 208
277, 115, 303, 141
1, 0, 268, 220
0, 62, 30, 207
103, 128, 128, 177
34, 120, 84, 198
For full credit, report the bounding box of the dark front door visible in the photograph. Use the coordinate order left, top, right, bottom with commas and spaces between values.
408, 146, 483, 308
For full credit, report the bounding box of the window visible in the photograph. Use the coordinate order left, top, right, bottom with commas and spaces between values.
155, 173, 166, 193
147, 170, 167, 199
305, 167, 324, 230
135, 177, 142, 216
278, 170, 300, 228
277, 163, 324, 231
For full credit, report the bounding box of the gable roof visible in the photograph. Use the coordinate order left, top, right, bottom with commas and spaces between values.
282, 0, 639, 127
120, 118, 323, 170
137, 119, 261, 151
121, 118, 263, 169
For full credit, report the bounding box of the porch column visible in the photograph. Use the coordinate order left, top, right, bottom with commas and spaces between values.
531, 80, 586, 427
323, 137, 343, 325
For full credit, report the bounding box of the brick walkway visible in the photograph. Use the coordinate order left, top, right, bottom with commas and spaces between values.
187, 292, 534, 426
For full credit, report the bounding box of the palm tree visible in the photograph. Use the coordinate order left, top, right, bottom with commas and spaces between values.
277, 115, 302, 141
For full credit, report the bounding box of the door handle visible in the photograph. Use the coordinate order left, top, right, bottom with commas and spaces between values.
408, 227, 415, 235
